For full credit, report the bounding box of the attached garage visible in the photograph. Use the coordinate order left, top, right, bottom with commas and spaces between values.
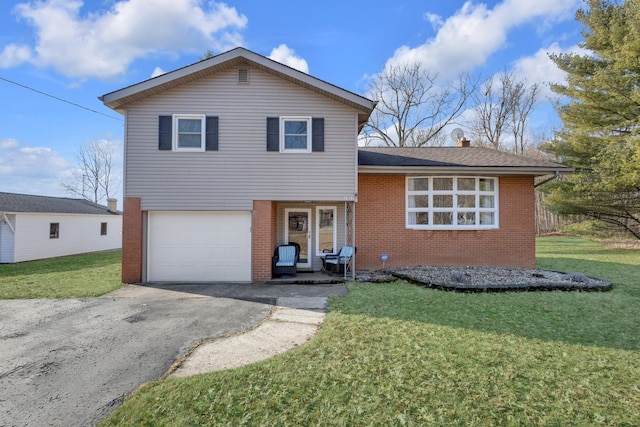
147, 211, 252, 282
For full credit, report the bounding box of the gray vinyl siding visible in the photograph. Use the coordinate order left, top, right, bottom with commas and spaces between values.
123, 67, 360, 211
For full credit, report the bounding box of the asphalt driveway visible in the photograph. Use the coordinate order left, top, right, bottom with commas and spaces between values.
0, 286, 272, 427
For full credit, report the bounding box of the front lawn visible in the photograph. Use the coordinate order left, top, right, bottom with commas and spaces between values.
101, 237, 640, 426
0, 250, 122, 299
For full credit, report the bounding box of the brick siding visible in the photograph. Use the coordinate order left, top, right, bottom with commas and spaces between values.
252, 200, 277, 282
355, 175, 536, 270
121, 197, 143, 283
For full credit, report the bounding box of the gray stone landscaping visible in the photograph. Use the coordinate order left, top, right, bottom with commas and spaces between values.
357, 266, 612, 292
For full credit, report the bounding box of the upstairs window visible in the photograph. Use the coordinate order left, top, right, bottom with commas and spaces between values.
158, 115, 218, 151
266, 117, 324, 152
281, 117, 311, 152
406, 176, 499, 230
174, 115, 205, 151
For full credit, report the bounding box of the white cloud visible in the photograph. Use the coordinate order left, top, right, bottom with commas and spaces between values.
268, 44, 309, 73
0, 138, 124, 203
0, 138, 20, 149
424, 13, 444, 31
4, 0, 248, 79
151, 67, 166, 78
385, 0, 580, 77
0, 141, 69, 178
0, 44, 32, 68
511, 42, 585, 99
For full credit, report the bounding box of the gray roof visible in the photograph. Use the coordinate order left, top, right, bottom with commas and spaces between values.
0, 192, 120, 215
358, 147, 572, 175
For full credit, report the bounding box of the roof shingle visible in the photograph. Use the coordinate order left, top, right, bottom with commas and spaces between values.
358, 147, 570, 171
0, 192, 120, 215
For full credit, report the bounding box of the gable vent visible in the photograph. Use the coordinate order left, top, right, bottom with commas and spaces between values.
238, 68, 249, 84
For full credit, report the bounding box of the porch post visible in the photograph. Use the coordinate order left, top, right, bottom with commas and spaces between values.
344, 200, 355, 280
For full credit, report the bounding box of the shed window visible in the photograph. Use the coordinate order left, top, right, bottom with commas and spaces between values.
100, 222, 108, 236
50, 223, 59, 239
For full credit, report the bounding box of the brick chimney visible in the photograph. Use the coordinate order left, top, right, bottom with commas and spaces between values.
107, 198, 118, 213
457, 137, 471, 148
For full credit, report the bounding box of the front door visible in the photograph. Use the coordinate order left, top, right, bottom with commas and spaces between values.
285, 208, 312, 268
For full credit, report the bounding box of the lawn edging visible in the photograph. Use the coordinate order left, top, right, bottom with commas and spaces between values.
358, 268, 612, 292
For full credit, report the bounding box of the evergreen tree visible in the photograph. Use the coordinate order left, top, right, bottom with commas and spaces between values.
544, 0, 640, 239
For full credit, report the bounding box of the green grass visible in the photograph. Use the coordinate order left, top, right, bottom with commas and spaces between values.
0, 250, 123, 298
96, 237, 638, 425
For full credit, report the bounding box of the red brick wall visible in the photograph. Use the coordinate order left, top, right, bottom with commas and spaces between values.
122, 197, 143, 283
355, 175, 536, 270
252, 200, 277, 282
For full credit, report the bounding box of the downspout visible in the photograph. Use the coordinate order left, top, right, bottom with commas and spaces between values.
534, 171, 560, 188
2, 212, 15, 234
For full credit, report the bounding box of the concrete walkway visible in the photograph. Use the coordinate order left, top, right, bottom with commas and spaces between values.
171, 306, 325, 376
119, 282, 347, 377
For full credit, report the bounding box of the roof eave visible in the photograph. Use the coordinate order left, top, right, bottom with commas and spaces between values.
357, 166, 574, 176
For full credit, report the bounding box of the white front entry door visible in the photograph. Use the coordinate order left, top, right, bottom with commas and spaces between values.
285, 208, 312, 268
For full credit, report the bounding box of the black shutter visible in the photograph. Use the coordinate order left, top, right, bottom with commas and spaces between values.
205, 116, 218, 151
266, 117, 279, 151
312, 117, 324, 152
158, 116, 172, 150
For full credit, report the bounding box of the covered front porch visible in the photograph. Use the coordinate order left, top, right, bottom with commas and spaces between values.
252, 199, 355, 283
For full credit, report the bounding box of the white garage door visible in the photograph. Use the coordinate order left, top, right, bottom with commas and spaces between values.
148, 211, 251, 282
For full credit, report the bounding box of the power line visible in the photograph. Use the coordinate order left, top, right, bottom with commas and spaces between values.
0, 76, 123, 121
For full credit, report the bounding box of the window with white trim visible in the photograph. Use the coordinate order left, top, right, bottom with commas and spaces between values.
173, 114, 205, 151
316, 206, 337, 256
406, 176, 498, 229
280, 117, 311, 152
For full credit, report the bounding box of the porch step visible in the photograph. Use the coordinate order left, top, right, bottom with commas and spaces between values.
266, 271, 347, 285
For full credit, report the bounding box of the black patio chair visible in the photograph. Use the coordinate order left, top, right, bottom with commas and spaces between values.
272, 243, 300, 277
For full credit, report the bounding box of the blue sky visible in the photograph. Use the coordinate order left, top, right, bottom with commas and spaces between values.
0, 0, 584, 206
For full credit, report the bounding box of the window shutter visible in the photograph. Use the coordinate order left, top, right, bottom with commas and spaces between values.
312, 117, 324, 152
205, 116, 219, 151
158, 116, 172, 150
266, 117, 279, 151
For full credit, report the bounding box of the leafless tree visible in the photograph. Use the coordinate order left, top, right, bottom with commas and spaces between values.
510, 79, 542, 154
362, 62, 477, 147
61, 140, 117, 204
471, 70, 541, 154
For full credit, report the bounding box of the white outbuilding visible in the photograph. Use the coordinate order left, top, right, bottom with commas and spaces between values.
0, 192, 122, 263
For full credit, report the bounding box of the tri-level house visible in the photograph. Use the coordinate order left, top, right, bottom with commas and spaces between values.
100, 47, 570, 284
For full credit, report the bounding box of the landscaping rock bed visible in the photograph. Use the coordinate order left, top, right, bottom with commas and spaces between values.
356, 266, 612, 292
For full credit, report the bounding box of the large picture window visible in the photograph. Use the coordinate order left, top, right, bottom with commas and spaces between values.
406, 176, 498, 229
